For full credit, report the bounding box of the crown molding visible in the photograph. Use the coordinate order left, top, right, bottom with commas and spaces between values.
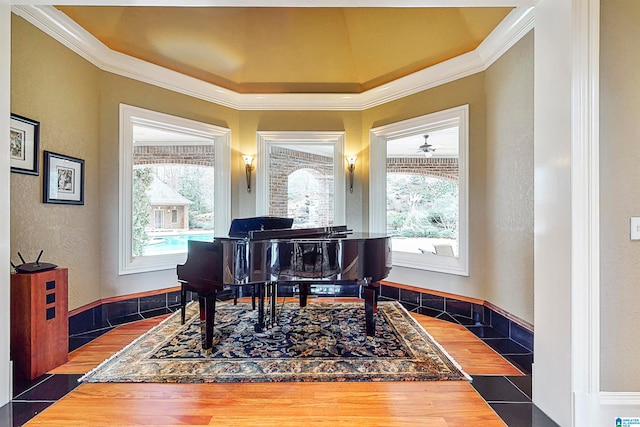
477, 5, 535, 67
10, 0, 537, 6
12, 5, 534, 111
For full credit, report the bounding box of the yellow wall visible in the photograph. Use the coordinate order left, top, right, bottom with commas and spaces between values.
10, 15, 102, 307
237, 110, 363, 222
1, 4, 13, 407
10, 14, 534, 325
97, 72, 237, 299
362, 72, 490, 304
484, 31, 534, 322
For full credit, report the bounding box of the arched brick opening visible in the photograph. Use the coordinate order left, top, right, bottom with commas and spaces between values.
269, 147, 334, 226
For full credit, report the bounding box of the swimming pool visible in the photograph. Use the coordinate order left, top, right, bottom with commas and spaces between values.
142, 232, 214, 255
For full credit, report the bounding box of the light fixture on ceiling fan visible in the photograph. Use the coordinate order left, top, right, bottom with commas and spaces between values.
418, 134, 435, 158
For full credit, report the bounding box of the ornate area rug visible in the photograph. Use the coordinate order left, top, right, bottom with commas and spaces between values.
79, 301, 470, 383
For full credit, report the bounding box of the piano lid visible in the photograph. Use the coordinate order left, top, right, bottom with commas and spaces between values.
228, 216, 294, 238
248, 225, 350, 240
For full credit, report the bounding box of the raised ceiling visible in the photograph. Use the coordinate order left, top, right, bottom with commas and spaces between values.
55, 6, 512, 94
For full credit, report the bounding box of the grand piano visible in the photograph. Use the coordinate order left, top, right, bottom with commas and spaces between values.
177, 217, 392, 350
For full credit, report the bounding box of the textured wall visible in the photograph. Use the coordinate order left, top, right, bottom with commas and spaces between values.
10, 15, 534, 328
362, 73, 490, 308
600, 0, 640, 392
484, 31, 534, 323
10, 15, 102, 310
1, 4, 11, 408
97, 73, 238, 301
361, 35, 534, 324
237, 110, 364, 224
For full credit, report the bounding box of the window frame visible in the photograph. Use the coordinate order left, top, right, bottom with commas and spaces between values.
119, 104, 231, 275
369, 105, 469, 276
256, 131, 346, 226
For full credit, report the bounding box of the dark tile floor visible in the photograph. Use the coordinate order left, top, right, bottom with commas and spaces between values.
0, 373, 83, 427
471, 375, 560, 427
406, 301, 557, 426
68, 326, 115, 352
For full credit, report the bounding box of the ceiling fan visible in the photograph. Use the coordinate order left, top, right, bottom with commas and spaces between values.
418, 134, 435, 158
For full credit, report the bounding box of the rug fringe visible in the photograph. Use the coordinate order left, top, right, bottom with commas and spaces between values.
77, 304, 188, 383
395, 303, 473, 382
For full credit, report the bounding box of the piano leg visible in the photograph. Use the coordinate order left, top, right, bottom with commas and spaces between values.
252, 284, 257, 310
180, 284, 187, 325
363, 283, 379, 337
253, 282, 280, 331
299, 283, 310, 307
255, 283, 265, 332
198, 292, 217, 351
269, 281, 278, 326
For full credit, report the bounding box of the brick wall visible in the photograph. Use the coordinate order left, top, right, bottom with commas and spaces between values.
133, 145, 213, 232
132, 146, 457, 228
133, 145, 214, 166
387, 157, 458, 181
269, 147, 334, 227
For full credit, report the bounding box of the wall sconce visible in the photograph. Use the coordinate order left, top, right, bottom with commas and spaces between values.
346, 156, 357, 193
242, 155, 254, 192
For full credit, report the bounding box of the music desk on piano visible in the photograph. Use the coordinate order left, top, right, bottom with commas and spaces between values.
177, 224, 392, 350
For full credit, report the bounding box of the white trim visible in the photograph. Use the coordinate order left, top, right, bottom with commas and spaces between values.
370, 105, 469, 276
591, 393, 640, 425
118, 104, 231, 275
0, 2, 12, 408
10, 0, 537, 5
600, 393, 640, 406
476, 6, 534, 68
256, 131, 346, 226
12, 5, 533, 111
571, 0, 601, 424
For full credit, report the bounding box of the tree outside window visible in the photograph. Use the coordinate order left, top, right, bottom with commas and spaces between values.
385, 126, 460, 256
387, 174, 458, 252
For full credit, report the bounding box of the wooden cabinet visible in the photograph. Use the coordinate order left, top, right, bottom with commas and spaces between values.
10, 268, 69, 380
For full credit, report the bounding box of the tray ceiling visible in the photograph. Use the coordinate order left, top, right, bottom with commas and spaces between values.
55, 6, 512, 94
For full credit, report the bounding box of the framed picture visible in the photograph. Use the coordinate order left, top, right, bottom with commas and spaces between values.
43, 151, 85, 205
10, 114, 40, 175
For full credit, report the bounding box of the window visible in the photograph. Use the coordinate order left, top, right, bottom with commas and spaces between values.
119, 104, 231, 274
154, 209, 164, 229
370, 105, 469, 276
256, 131, 346, 227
